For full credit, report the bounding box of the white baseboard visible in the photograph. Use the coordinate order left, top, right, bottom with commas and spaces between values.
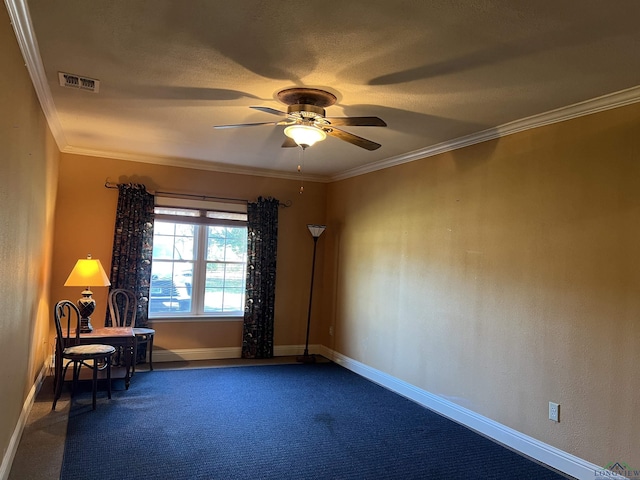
319, 347, 621, 480
151, 344, 322, 363
1, 363, 47, 480
274, 344, 322, 357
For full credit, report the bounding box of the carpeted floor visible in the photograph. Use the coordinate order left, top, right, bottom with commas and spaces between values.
59, 362, 571, 480
8, 357, 301, 480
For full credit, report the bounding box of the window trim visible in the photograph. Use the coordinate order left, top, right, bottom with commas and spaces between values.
149, 197, 247, 321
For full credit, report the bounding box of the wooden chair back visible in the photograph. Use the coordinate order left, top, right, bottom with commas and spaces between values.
54, 300, 82, 349
108, 288, 138, 328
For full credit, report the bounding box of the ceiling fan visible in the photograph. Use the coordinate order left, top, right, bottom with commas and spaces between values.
214, 88, 387, 150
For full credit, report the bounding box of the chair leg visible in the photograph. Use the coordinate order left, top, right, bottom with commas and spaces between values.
92, 359, 98, 410
52, 378, 60, 410
148, 335, 154, 371
52, 363, 68, 410
71, 362, 81, 398
53, 353, 61, 393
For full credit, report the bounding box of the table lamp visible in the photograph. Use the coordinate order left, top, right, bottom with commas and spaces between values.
64, 254, 111, 333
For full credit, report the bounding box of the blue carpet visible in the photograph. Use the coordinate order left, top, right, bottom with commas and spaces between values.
60, 362, 570, 479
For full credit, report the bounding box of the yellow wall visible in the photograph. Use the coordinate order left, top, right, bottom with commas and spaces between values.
51, 154, 327, 354
322, 101, 640, 467
0, 7, 59, 472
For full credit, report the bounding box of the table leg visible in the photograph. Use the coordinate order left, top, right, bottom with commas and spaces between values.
148, 334, 154, 371
132, 336, 138, 375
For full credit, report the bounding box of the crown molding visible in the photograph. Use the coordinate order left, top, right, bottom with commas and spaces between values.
5, 0, 67, 150
9, 0, 640, 185
63, 82, 640, 184
61, 145, 331, 182
330, 85, 640, 182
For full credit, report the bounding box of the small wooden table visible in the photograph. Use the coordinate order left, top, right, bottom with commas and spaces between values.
55, 327, 136, 390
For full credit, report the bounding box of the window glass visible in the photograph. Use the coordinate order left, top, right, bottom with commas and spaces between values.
206, 211, 246, 221
149, 259, 193, 314
155, 207, 200, 217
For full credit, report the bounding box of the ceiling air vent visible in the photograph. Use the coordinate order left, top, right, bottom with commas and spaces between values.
58, 72, 100, 93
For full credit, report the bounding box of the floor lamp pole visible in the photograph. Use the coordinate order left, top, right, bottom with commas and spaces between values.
298, 224, 325, 363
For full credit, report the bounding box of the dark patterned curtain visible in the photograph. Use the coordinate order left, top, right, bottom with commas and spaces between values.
242, 197, 279, 359
105, 183, 154, 329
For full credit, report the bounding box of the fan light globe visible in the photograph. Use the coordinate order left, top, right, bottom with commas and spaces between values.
284, 124, 327, 148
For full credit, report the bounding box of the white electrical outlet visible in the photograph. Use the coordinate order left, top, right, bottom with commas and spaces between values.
549, 402, 560, 422
329, 326, 334, 336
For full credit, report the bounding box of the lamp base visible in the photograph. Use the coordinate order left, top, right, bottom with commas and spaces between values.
296, 354, 316, 364
79, 317, 93, 333
77, 292, 96, 333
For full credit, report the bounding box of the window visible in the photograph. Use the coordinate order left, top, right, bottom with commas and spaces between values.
149, 197, 248, 319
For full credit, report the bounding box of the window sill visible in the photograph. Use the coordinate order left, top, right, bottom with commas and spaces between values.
148, 316, 243, 323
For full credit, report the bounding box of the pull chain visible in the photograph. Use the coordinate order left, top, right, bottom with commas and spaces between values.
298, 145, 306, 194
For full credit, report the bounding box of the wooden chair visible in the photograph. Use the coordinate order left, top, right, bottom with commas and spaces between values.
52, 300, 116, 410
108, 288, 155, 373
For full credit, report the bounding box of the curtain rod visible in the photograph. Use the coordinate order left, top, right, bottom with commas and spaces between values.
104, 180, 291, 207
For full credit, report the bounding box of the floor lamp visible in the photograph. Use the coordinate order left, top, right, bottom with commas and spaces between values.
297, 224, 326, 363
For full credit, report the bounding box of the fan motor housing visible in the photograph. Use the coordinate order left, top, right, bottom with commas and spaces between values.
287, 104, 325, 119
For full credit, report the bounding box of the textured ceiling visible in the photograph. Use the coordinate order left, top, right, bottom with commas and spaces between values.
10, 0, 640, 180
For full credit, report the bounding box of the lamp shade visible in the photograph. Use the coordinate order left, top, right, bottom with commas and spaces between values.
64, 255, 111, 288
307, 224, 326, 238
284, 125, 327, 147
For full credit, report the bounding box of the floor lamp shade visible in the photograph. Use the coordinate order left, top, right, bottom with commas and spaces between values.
64, 254, 111, 333
297, 225, 326, 363
307, 224, 326, 238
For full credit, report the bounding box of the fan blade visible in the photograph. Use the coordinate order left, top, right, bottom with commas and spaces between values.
250, 106, 288, 116
325, 127, 382, 151
324, 116, 387, 127
281, 137, 298, 148
213, 120, 291, 129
